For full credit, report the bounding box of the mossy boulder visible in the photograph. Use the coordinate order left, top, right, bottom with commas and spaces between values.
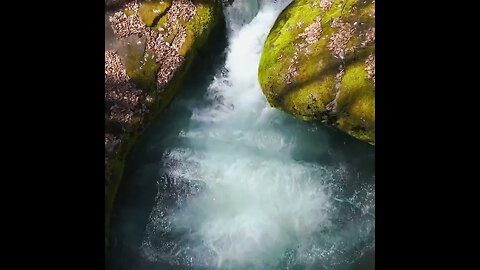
105, 0, 223, 255
258, 0, 375, 144
138, 0, 171, 27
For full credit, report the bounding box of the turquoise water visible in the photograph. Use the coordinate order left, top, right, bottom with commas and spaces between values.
108, 1, 374, 269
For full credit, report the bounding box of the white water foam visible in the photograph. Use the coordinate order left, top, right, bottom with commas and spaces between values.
140, 1, 374, 269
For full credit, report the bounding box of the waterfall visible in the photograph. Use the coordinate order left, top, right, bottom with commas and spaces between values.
134, 1, 375, 269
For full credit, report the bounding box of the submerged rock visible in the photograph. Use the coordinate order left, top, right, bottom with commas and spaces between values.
258, 0, 375, 144
105, 0, 223, 253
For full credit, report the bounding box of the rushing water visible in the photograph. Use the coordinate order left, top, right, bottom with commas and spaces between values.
108, 1, 375, 269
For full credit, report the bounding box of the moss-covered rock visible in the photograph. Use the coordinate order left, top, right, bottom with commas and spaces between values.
179, 2, 218, 56
138, 0, 171, 27
258, 0, 375, 144
105, 0, 223, 255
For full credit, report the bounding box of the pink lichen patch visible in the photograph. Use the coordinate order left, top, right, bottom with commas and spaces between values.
109, 2, 147, 39
285, 50, 299, 85
145, 27, 160, 52
319, 0, 334, 12
364, 27, 375, 44
105, 50, 129, 84
168, 0, 196, 22
285, 16, 323, 84
365, 54, 375, 83
327, 18, 355, 59
156, 54, 184, 88
287, 21, 305, 31
105, 50, 143, 125
299, 17, 323, 45
108, 0, 200, 92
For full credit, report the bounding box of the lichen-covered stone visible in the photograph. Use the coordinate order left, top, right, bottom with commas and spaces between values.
138, 0, 172, 27
105, 0, 223, 254
258, 0, 375, 144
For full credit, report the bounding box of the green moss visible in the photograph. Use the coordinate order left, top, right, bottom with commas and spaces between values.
163, 28, 178, 44
105, 0, 223, 255
124, 46, 160, 93
356, 0, 375, 19
156, 14, 168, 33
259, 0, 346, 112
124, 8, 134, 17
179, 29, 195, 57
139, 0, 172, 27
320, 0, 357, 24
334, 61, 374, 143
179, 1, 217, 56
259, 1, 318, 86
258, 0, 375, 144
187, 3, 215, 35
259, 0, 359, 93
104, 130, 140, 254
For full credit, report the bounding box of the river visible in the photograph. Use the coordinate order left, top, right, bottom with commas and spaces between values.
107, 1, 375, 269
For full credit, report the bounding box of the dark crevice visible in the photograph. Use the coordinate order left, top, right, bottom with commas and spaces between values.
150, 6, 171, 28
106, 118, 126, 135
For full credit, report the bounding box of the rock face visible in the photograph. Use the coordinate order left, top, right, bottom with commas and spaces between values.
258, 0, 375, 144
105, 0, 223, 252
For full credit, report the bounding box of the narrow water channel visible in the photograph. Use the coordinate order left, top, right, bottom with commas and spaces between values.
108, 1, 375, 269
